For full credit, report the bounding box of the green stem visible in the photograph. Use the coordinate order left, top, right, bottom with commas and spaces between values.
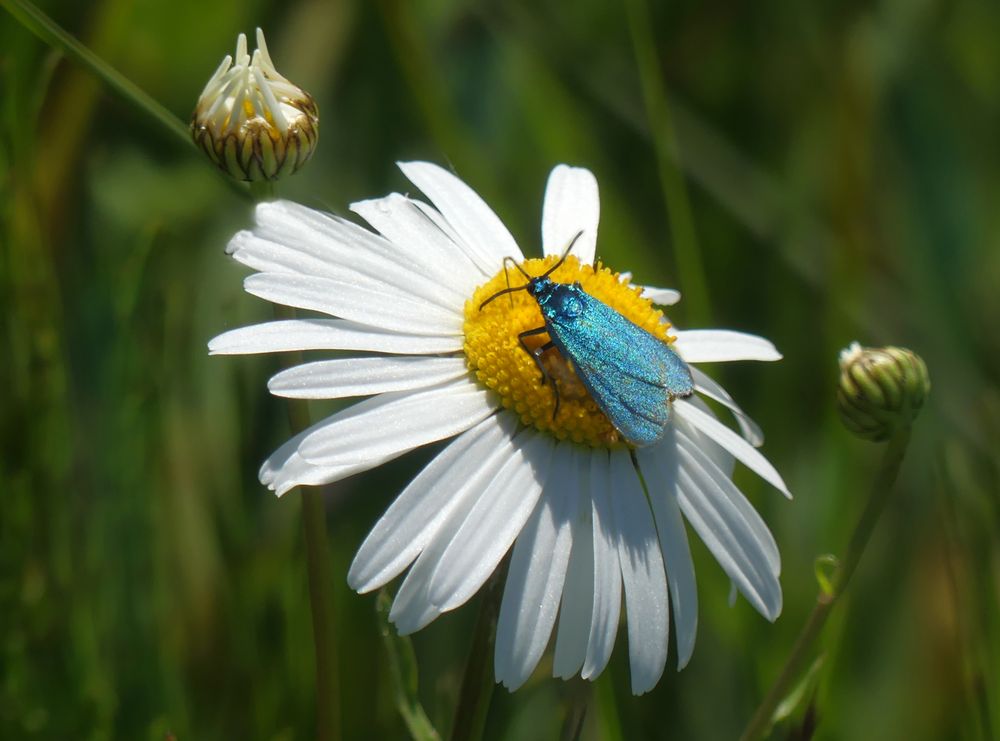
594, 672, 625, 741
1, 0, 191, 147
624, 0, 711, 325
272, 302, 341, 741
449, 569, 505, 741
376, 590, 441, 741
301, 487, 341, 741
740, 426, 912, 741
558, 679, 590, 741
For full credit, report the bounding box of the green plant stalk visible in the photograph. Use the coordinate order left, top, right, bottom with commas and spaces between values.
740, 426, 912, 741
449, 569, 505, 741
0, 0, 190, 147
375, 590, 441, 741
558, 678, 590, 741
624, 0, 711, 325
254, 180, 341, 741
594, 672, 625, 741
301, 486, 341, 741
272, 304, 341, 741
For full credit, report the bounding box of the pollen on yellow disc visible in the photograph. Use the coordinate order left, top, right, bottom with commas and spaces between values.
463, 255, 675, 449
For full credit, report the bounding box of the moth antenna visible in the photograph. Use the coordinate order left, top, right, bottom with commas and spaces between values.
505, 255, 531, 281
480, 237, 581, 311
540, 230, 584, 279
479, 283, 528, 310
501, 256, 524, 307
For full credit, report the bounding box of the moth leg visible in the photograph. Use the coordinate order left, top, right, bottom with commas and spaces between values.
517, 326, 551, 383
517, 327, 561, 421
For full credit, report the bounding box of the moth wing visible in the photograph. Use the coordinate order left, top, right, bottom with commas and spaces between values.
547, 292, 693, 393
546, 292, 694, 445
576, 354, 670, 445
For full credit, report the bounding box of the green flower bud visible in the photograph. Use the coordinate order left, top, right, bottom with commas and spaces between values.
836, 342, 930, 441
191, 29, 318, 182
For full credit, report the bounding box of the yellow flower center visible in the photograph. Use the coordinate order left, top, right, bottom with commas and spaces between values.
463, 255, 675, 448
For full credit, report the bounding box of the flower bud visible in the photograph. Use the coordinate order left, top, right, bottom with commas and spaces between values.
836, 342, 930, 441
191, 28, 318, 181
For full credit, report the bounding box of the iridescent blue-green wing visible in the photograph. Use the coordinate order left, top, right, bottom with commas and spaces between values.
575, 356, 669, 445
545, 290, 694, 446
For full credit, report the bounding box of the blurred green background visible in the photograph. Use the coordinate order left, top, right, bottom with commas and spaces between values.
2, 0, 999, 738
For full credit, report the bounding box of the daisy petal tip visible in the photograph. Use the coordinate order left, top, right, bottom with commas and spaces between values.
224, 229, 252, 255
396, 159, 433, 178
390, 610, 437, 637
498, 674, 527, 693
346, 561, 385, 595
775, 478, 793, 500
271, 482, 294, 497
630, 682, 655, 697
346, 575, 373, 595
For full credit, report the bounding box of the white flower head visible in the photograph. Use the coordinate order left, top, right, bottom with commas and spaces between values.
191, 28, 319, 181
210, 163, 791, 694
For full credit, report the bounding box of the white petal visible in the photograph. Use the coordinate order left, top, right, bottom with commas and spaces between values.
351, 193, 484, 295
349, 414, 513, 593
552, 453, 596, 679
690, 366, 764, 446
244, 273, 462, 337
389, 460, 501, 634
672, 330, 782, 363
673, 442, 782, 621
388, 425, 537, 634
641, 285, 682, 306
675, 431, 780, 578
679, 396, 735, 477
264, 454, 359, 496
208, 319, 462, 356
636, 442, 699, 669
268, 356, 468, 399
426, 431, 554, 612
674, 400, 791, 498
298, 378, 496, 467
259, 422, 363, 495
398, 161, 523, 273
235, 201, 467, 311
495, 444, 580, 689
609, 450, 669, 695
542, 165, 599, 265
582, 452, 622, 680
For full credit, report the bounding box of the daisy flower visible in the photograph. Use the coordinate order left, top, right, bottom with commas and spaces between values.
210, 162, 790, 694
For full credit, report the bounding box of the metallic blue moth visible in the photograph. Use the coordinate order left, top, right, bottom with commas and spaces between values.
481, 236, 694, 447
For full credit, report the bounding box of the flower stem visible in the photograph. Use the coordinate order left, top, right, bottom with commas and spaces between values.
0, 0, 190, 147
272, 303, 341, 741
449, 568, 505, 741
375, 590, 442, 741
559, 679, 590, 741
740, 426, 913, 741
301, 485, 341, 741
624, 0, 711, 325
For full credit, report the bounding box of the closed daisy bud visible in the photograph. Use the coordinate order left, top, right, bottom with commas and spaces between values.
191, 28, 319, 182
837, 342, 930, 441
